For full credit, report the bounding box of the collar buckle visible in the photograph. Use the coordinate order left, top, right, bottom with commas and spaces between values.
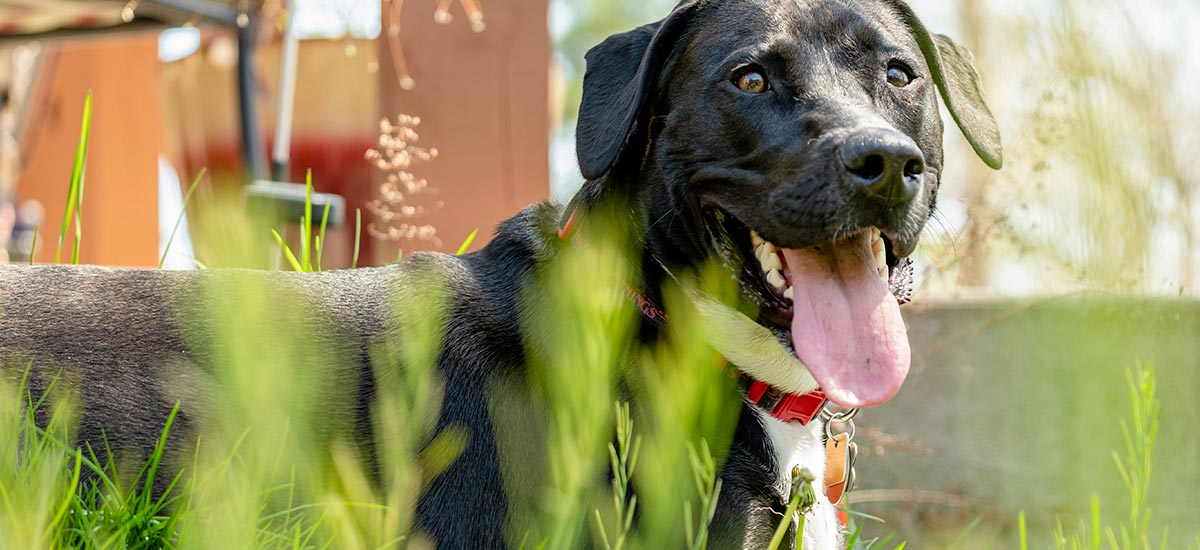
745, 378, 828, 426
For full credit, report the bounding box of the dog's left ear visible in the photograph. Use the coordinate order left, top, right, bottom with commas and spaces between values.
576, 1, 702, 181
893, 2, 1004, 169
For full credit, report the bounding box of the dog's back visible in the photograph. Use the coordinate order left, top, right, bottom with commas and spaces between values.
0, 206, 550, 547
0, 264, 403, 469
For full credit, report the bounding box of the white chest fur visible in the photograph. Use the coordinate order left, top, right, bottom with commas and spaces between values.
758, 411, 843, 550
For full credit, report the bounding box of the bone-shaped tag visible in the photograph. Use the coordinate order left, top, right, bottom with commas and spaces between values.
823, 432, 857, 506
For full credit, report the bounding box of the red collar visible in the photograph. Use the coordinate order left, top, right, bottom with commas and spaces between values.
740, 376, 828, 425
558, 208, 828, 426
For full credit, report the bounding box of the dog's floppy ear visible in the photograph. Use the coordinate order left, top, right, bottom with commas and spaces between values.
576, 1, 701, 181
893, 2, 1004, 169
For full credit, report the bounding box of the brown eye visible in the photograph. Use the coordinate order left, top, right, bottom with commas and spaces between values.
735, 70, 768, 93
886, 64, 913, 87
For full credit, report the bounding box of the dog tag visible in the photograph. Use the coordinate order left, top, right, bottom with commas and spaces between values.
823, 432, 857, 506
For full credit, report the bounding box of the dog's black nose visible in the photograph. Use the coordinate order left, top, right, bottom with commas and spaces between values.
839, 130, 924, 205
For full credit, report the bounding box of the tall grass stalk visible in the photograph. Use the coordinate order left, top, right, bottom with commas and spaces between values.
55, 91, 92, 265
594, 402, 640, 550
1112, 363, 1161, 549
629, 262, 741, 549
683, 439, 722, 550
455, 229, 478, 255
300, 170, 313, 270
767, 468, 816, 550
159, 168, 207, 269
0, 369, 79, 548
524, 218, 635, 549
28, 224, 38, 266
352, 208, 362, 268
1028, 363, 1172, 550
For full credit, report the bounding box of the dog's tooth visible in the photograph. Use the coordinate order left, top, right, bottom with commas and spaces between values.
783, 286, 793, 301
755, 244, 771, 263
757, 241, 778, 260
760, 251, 782, 272
766, 269, 786, 290
878, 266, 888, 283
751, 231, 765, 247
874, 243, 886, 271
870, 227, 881, 242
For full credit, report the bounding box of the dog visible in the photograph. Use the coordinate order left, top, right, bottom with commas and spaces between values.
0, 0, 1001, 547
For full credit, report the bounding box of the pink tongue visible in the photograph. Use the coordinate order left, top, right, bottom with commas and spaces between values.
780, 236, 910, 408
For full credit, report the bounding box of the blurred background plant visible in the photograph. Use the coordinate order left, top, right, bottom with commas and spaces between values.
364, 114, 441, 250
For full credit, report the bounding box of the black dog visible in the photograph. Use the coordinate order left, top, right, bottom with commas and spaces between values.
0, 0, 1000, 547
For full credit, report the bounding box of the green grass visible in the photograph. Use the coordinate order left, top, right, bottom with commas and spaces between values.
768, 468, 816, 550
159, 168, 207, 269
272, 170, 327, 272
455, 229, 478, 256
55, 91, 92, 265
1018, 363, 1174, 550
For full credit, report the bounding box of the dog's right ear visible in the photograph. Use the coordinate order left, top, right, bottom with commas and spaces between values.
576, 2, 701, 181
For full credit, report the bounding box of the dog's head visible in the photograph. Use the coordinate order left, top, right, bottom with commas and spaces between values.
574, 0, 1002, 408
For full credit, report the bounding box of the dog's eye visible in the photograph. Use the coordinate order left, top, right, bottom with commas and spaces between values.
734, 70, 768, 94
886, 64, 914, 88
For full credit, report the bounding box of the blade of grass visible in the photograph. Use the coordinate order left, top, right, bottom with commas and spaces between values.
41, 450, 82, 542
71, 188, 83, 265
767, 468, 816, 550
314, 236, 322, 272
56, 91, 92, 264
1019, 511, 1028, 550
301, 169, 313, 270
352, 208, 362, 268
315, 200, 331, 271
159, 168, 207, 269
456, 228, 479, 255
272, 229, 303, 271
767, 485, 803, 550
27, 224, 38, 265
139, 403, 180, 501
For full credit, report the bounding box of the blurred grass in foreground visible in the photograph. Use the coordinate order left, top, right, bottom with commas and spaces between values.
0, 195, 762, 548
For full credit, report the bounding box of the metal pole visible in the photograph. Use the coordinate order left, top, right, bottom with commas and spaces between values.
139, 0, 239, 26
236, 8, 265, 182
271, 6, 300, 182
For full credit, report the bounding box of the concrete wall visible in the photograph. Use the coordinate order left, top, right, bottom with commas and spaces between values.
858, 298, 1200, 547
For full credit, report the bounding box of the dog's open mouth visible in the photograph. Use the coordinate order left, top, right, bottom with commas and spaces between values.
708, 210, 915, 408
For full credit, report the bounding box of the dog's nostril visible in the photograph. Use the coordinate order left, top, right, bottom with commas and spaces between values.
848, 153, 886, 182
902, 158, 924, 178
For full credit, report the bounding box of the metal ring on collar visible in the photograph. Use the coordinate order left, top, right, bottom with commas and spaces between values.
820, 407, 860, 423
825, 415, 856, 441
822, 407, 859, 440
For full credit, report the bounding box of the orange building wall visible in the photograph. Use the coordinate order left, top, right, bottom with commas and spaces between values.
378, 0, 551, 260
17, 32, 162, 267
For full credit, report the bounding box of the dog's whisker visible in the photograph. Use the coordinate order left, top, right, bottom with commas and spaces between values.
648, 209, 674, 230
